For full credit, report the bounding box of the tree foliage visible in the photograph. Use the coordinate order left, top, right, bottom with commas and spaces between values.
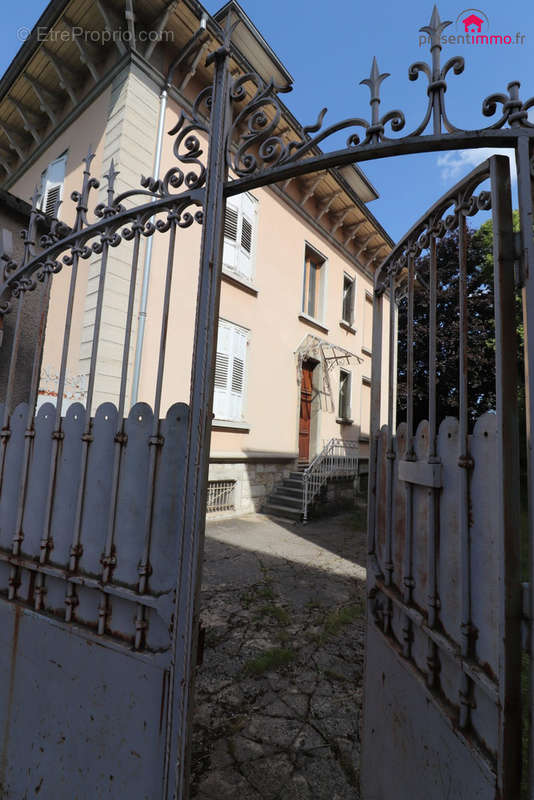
396, 212, 523, 430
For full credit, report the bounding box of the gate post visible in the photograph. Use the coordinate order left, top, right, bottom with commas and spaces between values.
165, 34, 231, 800
491, 154, 522, 798
516, 133, 534, 798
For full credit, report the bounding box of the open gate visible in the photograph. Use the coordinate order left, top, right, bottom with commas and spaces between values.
0, 4, 534, 798
362, 155, 521, 799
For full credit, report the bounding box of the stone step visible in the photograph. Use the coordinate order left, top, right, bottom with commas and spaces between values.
288, 471, 305, 482
269, 492, 303, 510
280, 484, 304, 498
262, 503, 302, 521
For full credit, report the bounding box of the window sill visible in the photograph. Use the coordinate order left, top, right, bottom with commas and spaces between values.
212, 419, 250, 432
221, 268, 258, 296
339, 321, 356, 334
336, 418, 354, 426
298, 313, 328, 334
359, 433, 370, 442
361, 346, 372, 357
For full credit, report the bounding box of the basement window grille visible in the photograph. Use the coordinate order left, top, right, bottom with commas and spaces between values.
207, 480, 236, 513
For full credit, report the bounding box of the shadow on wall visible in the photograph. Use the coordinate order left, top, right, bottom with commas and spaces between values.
0, 190, 54, 413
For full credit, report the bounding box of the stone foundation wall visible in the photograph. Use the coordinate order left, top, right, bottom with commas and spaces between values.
207, 460, 295, 518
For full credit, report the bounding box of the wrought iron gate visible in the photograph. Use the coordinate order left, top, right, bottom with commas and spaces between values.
0, 4, 534, 799
362, 155, 521, 799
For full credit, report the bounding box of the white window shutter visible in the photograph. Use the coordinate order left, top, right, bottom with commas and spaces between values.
229, 325, 247, 420
223, 194, 257, 281
41, 154, 67, 217
213, 321, 232, 419
223, 202, 239, 272
237, 193, 256, 280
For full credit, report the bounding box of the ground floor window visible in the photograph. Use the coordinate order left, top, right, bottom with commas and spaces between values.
206, 480, 236, 513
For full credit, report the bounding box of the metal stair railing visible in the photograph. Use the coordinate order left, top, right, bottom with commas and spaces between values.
302, 438, 359, 521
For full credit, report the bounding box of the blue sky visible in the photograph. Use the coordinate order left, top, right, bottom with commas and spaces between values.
1, 0, 534, 241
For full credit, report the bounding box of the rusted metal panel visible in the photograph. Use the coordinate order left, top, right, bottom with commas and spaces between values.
0, 398, 188, 797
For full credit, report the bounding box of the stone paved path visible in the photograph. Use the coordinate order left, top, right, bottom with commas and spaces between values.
190, 508, 367, 800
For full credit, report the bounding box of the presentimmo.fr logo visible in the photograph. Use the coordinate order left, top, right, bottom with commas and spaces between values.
418, 8, 526, 47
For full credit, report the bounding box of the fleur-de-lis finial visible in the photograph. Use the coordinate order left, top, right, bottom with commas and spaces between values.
30, 184, 41, 212
104, 158, 120, 207
361, 57, 390, 126
420, 5, 451, 53
82, 145, 96, 174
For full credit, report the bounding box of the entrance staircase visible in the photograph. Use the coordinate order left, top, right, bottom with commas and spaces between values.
262, 463, 307, 521
262, 438, 359, 522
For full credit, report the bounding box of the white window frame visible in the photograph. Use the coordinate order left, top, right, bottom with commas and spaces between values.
301, 243, 328, 324
342, 272, 355, 326
212, 319, 249, 423
338, 368, 352, 421
222, 192, 258, 283
39, 151, 68, 217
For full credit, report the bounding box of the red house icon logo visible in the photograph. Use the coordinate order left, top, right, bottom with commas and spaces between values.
463, 13, 484, 33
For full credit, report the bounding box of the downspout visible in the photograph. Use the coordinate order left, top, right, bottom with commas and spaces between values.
130, 13, 209, 405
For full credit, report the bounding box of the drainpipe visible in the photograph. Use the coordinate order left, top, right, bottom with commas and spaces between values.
130, 13, 209, 406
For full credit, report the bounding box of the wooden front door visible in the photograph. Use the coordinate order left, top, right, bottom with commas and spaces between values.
299, 361, 314, 462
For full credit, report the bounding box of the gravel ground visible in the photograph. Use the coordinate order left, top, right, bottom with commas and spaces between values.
190, 508, 367, 800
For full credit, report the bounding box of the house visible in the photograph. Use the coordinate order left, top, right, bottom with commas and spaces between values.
0, 0, 392, 518
462, 14, 484, 34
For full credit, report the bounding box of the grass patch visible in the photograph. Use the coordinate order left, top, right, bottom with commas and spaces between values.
324, 668, 348, 682
256, 604, 290, 626
242, 647, 296, 676
323, 603, 363, 636
312, 603, 364, 644
257, 584, 276, 601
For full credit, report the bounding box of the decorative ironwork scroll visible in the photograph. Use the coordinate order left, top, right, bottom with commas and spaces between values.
211, 5, 534, 183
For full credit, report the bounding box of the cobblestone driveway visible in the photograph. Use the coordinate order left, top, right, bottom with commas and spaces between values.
191, 508, 367, 800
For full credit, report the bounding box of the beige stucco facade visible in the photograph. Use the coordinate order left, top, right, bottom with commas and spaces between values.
1, 0, 392, 516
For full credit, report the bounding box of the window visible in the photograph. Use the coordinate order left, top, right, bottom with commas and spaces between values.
342, 274, 354, 325
207, 480, 236, 513
302, 246, 326, 321
223, 192, 257, 281
338, 369, 352, 420
213, 319, 249, 421
363, 292, 373, 353
39, 152, 67, 217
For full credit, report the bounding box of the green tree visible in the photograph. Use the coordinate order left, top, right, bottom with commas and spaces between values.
396, 213, 523, 431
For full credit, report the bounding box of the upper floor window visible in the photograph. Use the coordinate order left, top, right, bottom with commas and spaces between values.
302, 245, 326, 322
338, 369, 352, 420
342, 274, 355, 325
213, 319, 249, 422
223, 192, 258, 282
39, 152, 67, 217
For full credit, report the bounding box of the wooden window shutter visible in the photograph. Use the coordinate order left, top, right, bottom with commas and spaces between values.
222, 194, 257, 281
222, 202, 240, 274
229, 325, 247, 420
41, 153, 67, 217
213, 320, 232, 420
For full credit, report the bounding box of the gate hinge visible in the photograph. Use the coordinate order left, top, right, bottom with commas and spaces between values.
522, 581, 531, 652
514, 231, 525, 288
